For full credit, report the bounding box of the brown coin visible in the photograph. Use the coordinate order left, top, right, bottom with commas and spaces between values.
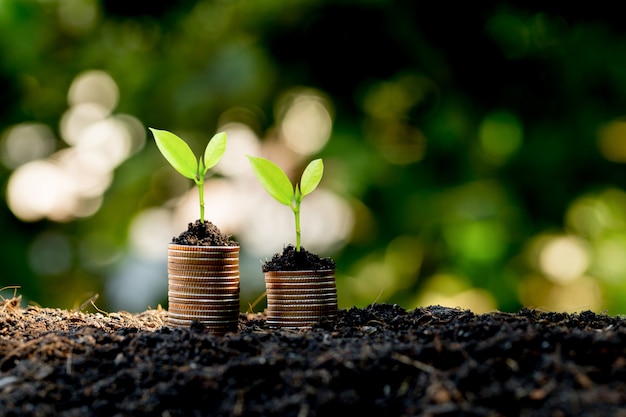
166, 245, 240, 334
266, 295, 337, 303
266, 303, 334, 310
168, 274, 239, 285
168, 283, 239, 293
267, 305, 336, 314
166, 316, 237, 333
168, 263, 240, 273
168, 311, 239, 318
168, 244, 239, 256
169, 294, 239, 305
265, 284, 336, 293
168, 267, 240, 277
168, 301, 240, 311
168, 280, 239, 287
167, 285, 239, 299
265, 286, 336, 293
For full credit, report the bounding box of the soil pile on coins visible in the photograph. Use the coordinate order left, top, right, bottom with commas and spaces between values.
171, 220, 238, 246
262, 244, 335, 272
1, 299, 625, 416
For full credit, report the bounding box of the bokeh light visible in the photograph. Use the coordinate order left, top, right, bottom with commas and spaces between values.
213, 121, 262, 177
597, 118, 626, 163
443, 219, 508, 263
129, 208, 178, 261
74, 118, 134, 168
362, 74, 438, 121
60, 103, 110, 146
57, 0, 100, 35
565, 195, 613, 239
538, 235, 590, 285
53, 148, 113, 198
519, 274, 601, 312
4, 2, 626, 315
173, 178, 248, 236
5, 70, 144, 223
0, 123, 56, 169
361, 73, 436, 165
68, 70, 119, 111
479, 110, 523, 164
591, 234, 626, 284
7, 160, 76, 222
338, 236, 423, 309
278, 89, 333, 156
413, 274, 497, 314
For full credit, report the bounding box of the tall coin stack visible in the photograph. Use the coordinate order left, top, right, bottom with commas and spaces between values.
167, 245, 240, 335
264, 270, 338, 329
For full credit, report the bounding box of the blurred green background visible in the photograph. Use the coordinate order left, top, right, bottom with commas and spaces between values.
2, 0, 626, 314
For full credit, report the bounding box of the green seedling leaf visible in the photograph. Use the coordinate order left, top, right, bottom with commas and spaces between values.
203, 132, 227, 174
300, 158, 323, 196
151, 127, 227, 224
248, 155, 325, 252
247, 155, 294, 206
150, 128, 197, 180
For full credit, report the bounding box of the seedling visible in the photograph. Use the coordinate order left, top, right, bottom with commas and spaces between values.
247, 156, 323, 252
150, 128, 227, 224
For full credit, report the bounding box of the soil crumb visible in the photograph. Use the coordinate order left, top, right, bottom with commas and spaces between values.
1, 301, 625, 416
172, 220, 238, 246
262, 244, 336, 272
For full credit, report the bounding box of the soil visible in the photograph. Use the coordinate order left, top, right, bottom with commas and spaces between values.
1, 298, 625, 416
172, 223, 331, 271
171, 220, 238, 246
262, 245, 336, 272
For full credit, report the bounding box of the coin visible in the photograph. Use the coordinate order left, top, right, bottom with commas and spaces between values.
166, 245, 240, 332
263, 269, 337, 329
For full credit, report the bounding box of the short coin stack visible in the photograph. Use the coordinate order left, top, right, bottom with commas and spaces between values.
264, 270, 338, 328
167, 244, 240, 335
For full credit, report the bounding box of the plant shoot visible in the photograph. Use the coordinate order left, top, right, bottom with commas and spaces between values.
247, 156, 324, 252
150, 128, 226, 224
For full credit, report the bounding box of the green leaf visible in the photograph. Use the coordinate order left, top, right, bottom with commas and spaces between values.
247, 155, 294, 206
150, 128, 198, 180
300, 158, 324, 196
202, 132, 227, 175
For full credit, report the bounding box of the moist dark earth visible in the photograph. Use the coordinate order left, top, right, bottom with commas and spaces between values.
172, 220, 334, 271
1, 299, 625, 417
171, 220, 238, 246
262, 244, 336, 272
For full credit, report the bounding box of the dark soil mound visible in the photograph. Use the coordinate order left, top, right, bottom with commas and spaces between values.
262, 244, 335, 272
172, 220, 238, 246
1, 301, 625, 416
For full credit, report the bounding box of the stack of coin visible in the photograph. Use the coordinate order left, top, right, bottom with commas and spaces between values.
167, 244, 240, 335
264, 270, 337, 328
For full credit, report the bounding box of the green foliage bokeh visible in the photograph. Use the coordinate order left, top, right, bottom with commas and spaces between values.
2, 0, 626, 314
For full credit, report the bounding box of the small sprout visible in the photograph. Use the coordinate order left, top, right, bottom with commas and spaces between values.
247, 155, 323, 252
150, 128, 227, 223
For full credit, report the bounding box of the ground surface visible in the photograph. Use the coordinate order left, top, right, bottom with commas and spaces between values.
1, 298, 625, 416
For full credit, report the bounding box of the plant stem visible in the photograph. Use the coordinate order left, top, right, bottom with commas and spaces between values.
294, 186, 303, 251
294, 203, 301, 252
197, 177, 205, 223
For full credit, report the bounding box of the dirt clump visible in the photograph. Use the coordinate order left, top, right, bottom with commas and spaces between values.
171, 220, 238, 246
261, 244, 335, 272
1, 300, 625, 416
